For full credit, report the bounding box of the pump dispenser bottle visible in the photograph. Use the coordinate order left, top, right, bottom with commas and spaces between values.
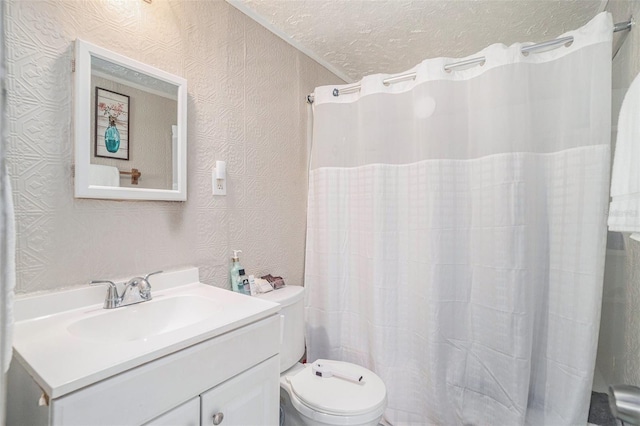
230, 250, 243, 293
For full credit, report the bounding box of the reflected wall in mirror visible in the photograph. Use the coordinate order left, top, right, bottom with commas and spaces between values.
74, 39, 187, 201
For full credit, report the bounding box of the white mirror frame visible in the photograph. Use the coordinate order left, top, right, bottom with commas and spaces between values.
74, 39, 187, 201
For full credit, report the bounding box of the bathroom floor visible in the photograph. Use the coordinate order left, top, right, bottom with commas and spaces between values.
588, 392, 621, 426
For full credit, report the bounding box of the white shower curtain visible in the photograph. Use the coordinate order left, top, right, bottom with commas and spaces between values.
305, 12, 612, 425
0, 1, 15, 423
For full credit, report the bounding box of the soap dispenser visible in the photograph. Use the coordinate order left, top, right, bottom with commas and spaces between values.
230, 250, 243, 293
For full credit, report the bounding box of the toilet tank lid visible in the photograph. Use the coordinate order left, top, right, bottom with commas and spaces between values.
256, 285, 304, 306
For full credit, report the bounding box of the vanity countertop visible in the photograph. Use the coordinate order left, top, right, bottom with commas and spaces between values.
11, 268, 280, 399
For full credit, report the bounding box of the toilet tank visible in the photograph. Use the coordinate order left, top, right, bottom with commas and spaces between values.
257, 286, 305, 373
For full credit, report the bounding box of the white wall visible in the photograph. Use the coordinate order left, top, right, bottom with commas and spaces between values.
4, 0, 343, 293
596, 0, 640, 388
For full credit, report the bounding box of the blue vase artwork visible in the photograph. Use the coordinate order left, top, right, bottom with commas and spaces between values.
97, 99, 125, 154
104, 116, 121, 153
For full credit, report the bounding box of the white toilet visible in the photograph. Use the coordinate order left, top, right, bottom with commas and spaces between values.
258, 286, 387, 426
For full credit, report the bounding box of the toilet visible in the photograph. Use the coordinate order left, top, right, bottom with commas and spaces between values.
258, 286, 387, 426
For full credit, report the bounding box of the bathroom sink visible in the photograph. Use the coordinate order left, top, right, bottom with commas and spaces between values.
11, 268, 282, 399
67, 295, 219, 342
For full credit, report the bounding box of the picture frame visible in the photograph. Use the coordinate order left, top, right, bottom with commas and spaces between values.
95, 87, 130, 160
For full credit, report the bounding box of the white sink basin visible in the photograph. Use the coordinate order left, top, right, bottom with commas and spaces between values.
11, 268, 281, 399
67, 295, 220, 342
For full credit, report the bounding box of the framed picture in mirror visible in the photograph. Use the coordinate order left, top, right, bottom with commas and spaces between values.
95, 87, 130, 160
74, 39, 187, 201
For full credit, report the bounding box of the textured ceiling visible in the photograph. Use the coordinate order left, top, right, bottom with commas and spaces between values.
229, 0, 607, 82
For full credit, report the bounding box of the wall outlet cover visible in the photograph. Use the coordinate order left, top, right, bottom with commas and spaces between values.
212, 169, 226, 195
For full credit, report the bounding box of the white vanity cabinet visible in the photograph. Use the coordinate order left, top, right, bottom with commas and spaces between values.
8, 315, 280, 426
200, 356, 279, 426
145, 355, 279, 426
145, 398, 200, 426
7, 269, 282, 426
144, 357, 279, 426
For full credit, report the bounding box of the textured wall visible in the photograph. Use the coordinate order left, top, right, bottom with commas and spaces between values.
5, 0, 342, 294
595, 0, 640, 388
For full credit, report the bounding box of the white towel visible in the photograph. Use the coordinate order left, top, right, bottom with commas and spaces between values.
88, 164, 120, 187
609, 71, 640, 232
1, 165, 15, 373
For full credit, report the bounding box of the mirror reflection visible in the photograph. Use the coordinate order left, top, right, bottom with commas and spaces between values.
89, 56, 179, 190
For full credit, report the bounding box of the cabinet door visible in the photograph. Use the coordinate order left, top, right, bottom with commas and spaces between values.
144, 397, 200, 426
200, 356, 279, 426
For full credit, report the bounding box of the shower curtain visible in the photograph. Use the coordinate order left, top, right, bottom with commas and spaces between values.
305, 12, 612, 425
0, 0, 15, 422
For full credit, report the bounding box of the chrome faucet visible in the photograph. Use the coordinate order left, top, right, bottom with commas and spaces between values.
90, 271, 163, 309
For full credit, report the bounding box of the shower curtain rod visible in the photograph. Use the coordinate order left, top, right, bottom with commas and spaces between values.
305, 18, 634, 104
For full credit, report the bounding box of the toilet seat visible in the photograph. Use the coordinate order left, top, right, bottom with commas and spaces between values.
287, 360, 387, 425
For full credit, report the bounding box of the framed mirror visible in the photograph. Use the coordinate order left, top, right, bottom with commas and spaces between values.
74, 39, 187, 201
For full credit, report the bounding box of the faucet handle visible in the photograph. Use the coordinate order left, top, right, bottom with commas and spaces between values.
89, 280, 120, 309
136, 271, 162, 300
90, 280, 116, 288
144, 271, 163, 281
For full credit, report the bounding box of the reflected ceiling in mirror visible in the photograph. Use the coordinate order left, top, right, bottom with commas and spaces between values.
91, 56, 179, 98
74, 39, 187, 201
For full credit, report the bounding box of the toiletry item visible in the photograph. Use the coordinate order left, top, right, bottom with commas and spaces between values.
248, 275, 257, 296
261, 274, 286, 290
238, 269, 250, 295
230, 250, 243, 293
242, 276, 251, 295
255, 277, 273, 293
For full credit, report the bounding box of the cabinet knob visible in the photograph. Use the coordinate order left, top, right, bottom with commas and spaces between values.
212, 412, 224, 425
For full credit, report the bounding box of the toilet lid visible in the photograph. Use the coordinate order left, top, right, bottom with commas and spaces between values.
289, 359, 387, 416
